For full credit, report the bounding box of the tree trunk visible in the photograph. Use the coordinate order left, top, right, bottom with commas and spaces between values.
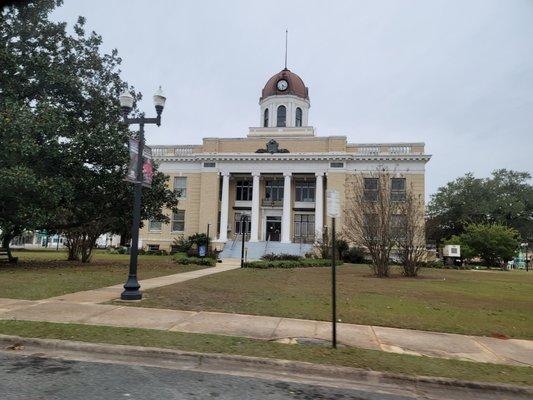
65, 233, 80, 261
80, 234, 98, 263
2, 233, 13, 261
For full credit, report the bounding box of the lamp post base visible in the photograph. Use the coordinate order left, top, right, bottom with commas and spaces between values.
121, 275, 142, 300
120, 289, 142, 300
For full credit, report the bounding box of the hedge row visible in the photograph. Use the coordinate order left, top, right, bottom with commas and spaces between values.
174, 256, 216, 266
242, 259, 341, 269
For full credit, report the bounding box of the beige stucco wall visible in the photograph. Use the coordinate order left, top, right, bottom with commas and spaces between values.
140, 172, 202, 251
324, 172, 347, 233
198, 172, 220, 241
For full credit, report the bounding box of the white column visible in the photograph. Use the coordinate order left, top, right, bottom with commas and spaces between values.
250, 172, 260, 242
219, 172, 230, 242
281, 172, 292, 243
315, 173, 324, 242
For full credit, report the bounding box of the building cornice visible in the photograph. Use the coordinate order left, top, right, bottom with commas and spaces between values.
153, 152, 432, 163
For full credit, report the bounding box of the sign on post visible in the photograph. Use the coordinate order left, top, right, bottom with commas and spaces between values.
326, 189, 340, 348
327, 189, 340, 218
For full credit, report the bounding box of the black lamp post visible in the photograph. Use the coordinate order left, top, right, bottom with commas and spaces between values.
119, 87, 166, 300
240, 215, 248, 268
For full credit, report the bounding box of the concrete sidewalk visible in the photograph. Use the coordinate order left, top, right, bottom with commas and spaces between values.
1, 296, 532, 367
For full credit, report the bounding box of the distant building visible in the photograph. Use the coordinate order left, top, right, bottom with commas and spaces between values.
140, 68, 431, 257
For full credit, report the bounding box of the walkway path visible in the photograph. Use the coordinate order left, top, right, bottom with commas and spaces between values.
0, 258, 532, 368
44, 259, 242, 304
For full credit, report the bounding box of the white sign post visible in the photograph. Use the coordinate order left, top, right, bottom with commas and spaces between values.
327, 190, 340, 218
326, 189, 340, 348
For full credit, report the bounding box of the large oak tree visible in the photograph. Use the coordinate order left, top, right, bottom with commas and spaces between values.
0, 0, 179, 261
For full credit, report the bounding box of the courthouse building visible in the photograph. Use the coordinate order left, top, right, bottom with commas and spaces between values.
141, 68, 431, 258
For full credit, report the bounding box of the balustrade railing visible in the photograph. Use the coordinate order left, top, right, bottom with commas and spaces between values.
261, 199, 283, 207
151, 145, 200, 157
351, 144, 418, 156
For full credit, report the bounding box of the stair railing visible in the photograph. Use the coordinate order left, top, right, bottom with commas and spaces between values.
264, 233, 271, 255
230, 233, 240, 250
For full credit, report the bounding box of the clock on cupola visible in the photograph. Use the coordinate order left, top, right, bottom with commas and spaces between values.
277, 79, 288, 91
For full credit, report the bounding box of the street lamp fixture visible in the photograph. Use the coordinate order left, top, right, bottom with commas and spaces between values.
119, 86, 166, 301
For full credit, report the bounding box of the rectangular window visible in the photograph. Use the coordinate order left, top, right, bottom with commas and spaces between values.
391, 178, 406, 202
171, 210, 185, 232
265, 180, 284, 202
234, 212, 251, 234
294, 214, 315, 241
330, 162, 344, 168
148, 219, 162, 232
147, 244, 160, 251
295, 180, 315, 202
391, 214, 406, 239
363, 178, 379, 201
236, 180, 253, 201
173, 177, 187, 199
364, 213, 378, 231
203, 162, 216, 168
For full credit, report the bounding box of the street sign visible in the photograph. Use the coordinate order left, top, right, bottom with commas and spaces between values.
327, 189, 340, 218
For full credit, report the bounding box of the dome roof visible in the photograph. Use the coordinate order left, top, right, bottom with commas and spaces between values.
261, 68, 309, 100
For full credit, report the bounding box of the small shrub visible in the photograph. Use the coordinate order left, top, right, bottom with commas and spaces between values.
261, 253, 302, 261
172, 236, 192, 252
145, 249, 168, 256
243, 259, 340, 269
174, 255, 216, 266
117, 246, 128, 254
425, 260, 444, 269
335, 239, 349, 259
186, 248, 198, 257
188, 233, 210, 247
344, 246, 366, 263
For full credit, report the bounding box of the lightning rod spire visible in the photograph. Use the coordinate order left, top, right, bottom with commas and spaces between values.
284, 29, 288, 69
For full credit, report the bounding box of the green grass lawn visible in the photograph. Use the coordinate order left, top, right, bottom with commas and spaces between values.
0, 249, 206, 300
126, 264, 533, 339
0, 320, 531, 386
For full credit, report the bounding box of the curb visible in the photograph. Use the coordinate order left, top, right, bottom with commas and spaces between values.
1, 334, 532, 396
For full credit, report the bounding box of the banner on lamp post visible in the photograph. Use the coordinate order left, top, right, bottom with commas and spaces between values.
125, 139, 153, 188
141, 145, 153, 188
125, 138, 139, 184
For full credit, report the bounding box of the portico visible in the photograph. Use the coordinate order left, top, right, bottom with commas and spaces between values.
217, 169, 325, 244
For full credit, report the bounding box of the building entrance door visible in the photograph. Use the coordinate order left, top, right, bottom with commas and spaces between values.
266, 216, 281, 241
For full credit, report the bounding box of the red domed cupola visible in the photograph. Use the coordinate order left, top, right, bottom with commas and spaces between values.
260, 68, 309, 101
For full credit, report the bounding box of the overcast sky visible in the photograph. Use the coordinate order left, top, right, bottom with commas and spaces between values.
52, 0, 533, 198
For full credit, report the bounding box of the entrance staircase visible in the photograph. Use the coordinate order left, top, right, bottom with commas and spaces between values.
219, 238, 313, 261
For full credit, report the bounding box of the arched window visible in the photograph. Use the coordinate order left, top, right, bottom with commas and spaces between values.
263, 108, 269, 127
276, 105, 286, 127
295, 107, 302, 127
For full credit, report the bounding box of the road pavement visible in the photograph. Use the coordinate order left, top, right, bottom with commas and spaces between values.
0, 352, 529, 400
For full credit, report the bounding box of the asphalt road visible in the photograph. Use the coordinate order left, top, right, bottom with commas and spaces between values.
0, 352, 528, 400
0, 352, 415, 400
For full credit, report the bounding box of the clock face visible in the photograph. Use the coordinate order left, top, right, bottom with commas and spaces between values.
277, 79, 288, 91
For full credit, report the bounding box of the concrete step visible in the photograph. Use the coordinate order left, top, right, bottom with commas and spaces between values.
220, 241, 313, 261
